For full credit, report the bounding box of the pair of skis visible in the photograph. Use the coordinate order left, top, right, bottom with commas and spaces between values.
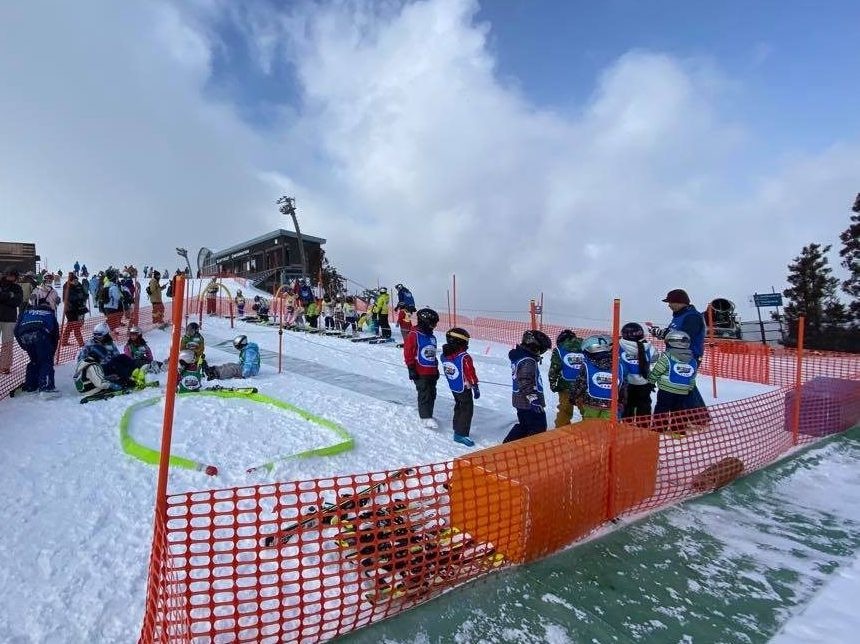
201, 385, 258, 394
262, 468, 415, 548
80, 380, 160, 404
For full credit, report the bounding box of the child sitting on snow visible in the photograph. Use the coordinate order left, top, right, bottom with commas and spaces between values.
123, 325, 162, 373
205, 335, 261, 380
177, 349, 204, 392
180, 322, 205, 365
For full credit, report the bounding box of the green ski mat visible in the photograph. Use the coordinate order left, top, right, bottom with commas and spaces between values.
341, 426, 860, 643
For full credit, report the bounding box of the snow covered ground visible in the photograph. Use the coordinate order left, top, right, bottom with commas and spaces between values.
0, 310, 854, 642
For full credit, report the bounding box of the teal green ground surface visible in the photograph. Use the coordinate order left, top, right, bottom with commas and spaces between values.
340, 427, 860, 643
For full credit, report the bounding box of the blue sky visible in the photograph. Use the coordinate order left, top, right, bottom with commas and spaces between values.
1, 0, 858, 323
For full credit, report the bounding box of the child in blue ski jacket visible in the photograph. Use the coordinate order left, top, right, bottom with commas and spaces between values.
205, 335, 261, 380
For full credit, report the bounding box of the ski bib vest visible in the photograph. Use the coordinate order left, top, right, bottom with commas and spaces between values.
511, 357, 543, 394
666, 355, 697, 391
667, 308, 705, 361
584, 359, 614, 401
556, 346, 584, 381
443, 352, 467, 393
127, 343, 149, 361
416, 331, 438, 368
178, 368, 203, 393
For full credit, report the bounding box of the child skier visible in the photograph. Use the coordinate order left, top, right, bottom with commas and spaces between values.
441, 327, 479, 447
180, 322, 205, 365
123, 325, 161, 373
205, 335, 261, 380
547, 329, 583, 427
177, 349, 204, 392
503, 329, 552, 443
619, 322, 657, 421
570, 335, 623, 420
235, 290, 246, 317
403, 308, 440, 428
252, 295, 270, 322
647, 329, 699, 432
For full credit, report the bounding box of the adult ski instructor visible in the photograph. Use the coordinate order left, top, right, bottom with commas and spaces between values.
647, 288, 709, 422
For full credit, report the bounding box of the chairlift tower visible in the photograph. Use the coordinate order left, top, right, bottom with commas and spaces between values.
277, 196, 307, 282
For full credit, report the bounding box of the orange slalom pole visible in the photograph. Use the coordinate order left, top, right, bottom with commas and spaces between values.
707, 307, 718, 399
447, 290, 451, 324
539, 292, 544, 330
529, 299, 537, 329
791, 316, 805, 446
607, 298, 621, 520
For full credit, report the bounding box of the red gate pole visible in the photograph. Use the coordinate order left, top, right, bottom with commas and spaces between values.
791, 316, 806, 446
447, 290, 451, 324
529, 300, 537, 329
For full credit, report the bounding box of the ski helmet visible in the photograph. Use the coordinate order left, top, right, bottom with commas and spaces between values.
186, 322, 199, 335
178, 349, 196, 366
93, 322, 111, 341
128, 325, 142, 336
254, 295, 261, 302
556, 329, 577, 346
445, 327, 470, 348
664, 329, 691, 350
233, 334, 248, 350
395, 283, 404, 291
581, 334, 612, 355
416, 308, 439, 329
379, 286, 387, 293
621, 322, 645, 342
521, 329, 552, 354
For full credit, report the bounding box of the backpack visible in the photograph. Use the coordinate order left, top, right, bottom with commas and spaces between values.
96, 284, 110, 307
121, 288, 134, 309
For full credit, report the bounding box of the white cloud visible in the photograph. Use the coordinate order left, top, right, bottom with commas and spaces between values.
1, 0, 856, 330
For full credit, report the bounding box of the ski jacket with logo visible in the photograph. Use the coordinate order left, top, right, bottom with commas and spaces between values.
404, 329, 438, 376
548, 337, 584, 392
76, 338, 120, 365
240, 342, 261, 378
647, 347, 698, 394
396, 287, 415, 310
441, 347, 478, 393
618, 338, 658, 386
14, 307, 59, 347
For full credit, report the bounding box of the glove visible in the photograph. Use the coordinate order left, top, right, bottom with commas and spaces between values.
472, 384, 481, 400
648, 325, 664, 339
526, 394, 543, 413
407, 366, 418, 381
109, 383, 123, 392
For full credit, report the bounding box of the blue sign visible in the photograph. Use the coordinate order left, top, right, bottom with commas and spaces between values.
754, 293, 783, 307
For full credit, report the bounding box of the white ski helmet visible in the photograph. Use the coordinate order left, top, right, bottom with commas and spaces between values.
93, 322, 111, 340
178, 350, 196, 366
664, 329, 691, 350
233, 335, 248, 349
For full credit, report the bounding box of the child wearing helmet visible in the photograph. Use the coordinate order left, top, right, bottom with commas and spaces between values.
403, 308, 440, 429
647, 329, 699, 430
548, 329, 583, 427
503, 329, 552, 443
205, 335, 261, 380
75, 321, 138, 389
180, 322, 205, 365
177, 349, 204, 392
441, 327, 479, 447
123, 326, 160, 372
372, 287, 391, 339
619, 322, 658, 421
570, 335, 623, 420
252, 295, 270, 322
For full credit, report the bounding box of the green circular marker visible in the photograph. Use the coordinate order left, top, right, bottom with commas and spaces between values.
119, 390, 354, 475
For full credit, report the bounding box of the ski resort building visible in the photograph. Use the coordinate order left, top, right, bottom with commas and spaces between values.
209, 229, 326, 291
0, 240, 38, 274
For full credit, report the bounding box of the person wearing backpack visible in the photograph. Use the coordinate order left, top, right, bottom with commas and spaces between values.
61, 272, 89, 346
100, 270, 123, 332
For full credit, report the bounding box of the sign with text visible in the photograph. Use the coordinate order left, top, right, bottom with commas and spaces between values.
753, 292, 783, 308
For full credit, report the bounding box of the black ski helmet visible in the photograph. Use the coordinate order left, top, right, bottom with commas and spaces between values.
556, 329, 577, 346
521, 329, 552, 354
186, 322, 200, 335
621, 322, 645, 342
445, 327, 470, 348
416, 308, 439, 329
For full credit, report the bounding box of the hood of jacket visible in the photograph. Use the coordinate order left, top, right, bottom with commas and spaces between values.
509, 344, 539, 363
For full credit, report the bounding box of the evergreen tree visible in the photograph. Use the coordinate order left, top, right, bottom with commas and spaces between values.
782, 243, 843, 337
838, 193, 860, 323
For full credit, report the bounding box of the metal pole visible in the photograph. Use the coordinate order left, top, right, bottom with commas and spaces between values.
755, 294, 766, 344
529, 300, 537, 329
452, 274, 457, 327
707, 306, 717, 399
278, 197, 307, 280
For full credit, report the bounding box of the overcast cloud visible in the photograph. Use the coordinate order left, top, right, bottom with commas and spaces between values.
1, 0, 856, 327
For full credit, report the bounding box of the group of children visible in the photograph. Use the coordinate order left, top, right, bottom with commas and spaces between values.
73, 321, 261, 398
401, 311, 702, 448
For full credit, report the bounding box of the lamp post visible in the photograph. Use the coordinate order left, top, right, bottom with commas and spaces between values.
277, 196, 307, 280
176, 247, 193, 276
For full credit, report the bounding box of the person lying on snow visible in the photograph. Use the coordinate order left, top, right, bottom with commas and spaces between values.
204, 335, 260, 380
76, 322, 138, 389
